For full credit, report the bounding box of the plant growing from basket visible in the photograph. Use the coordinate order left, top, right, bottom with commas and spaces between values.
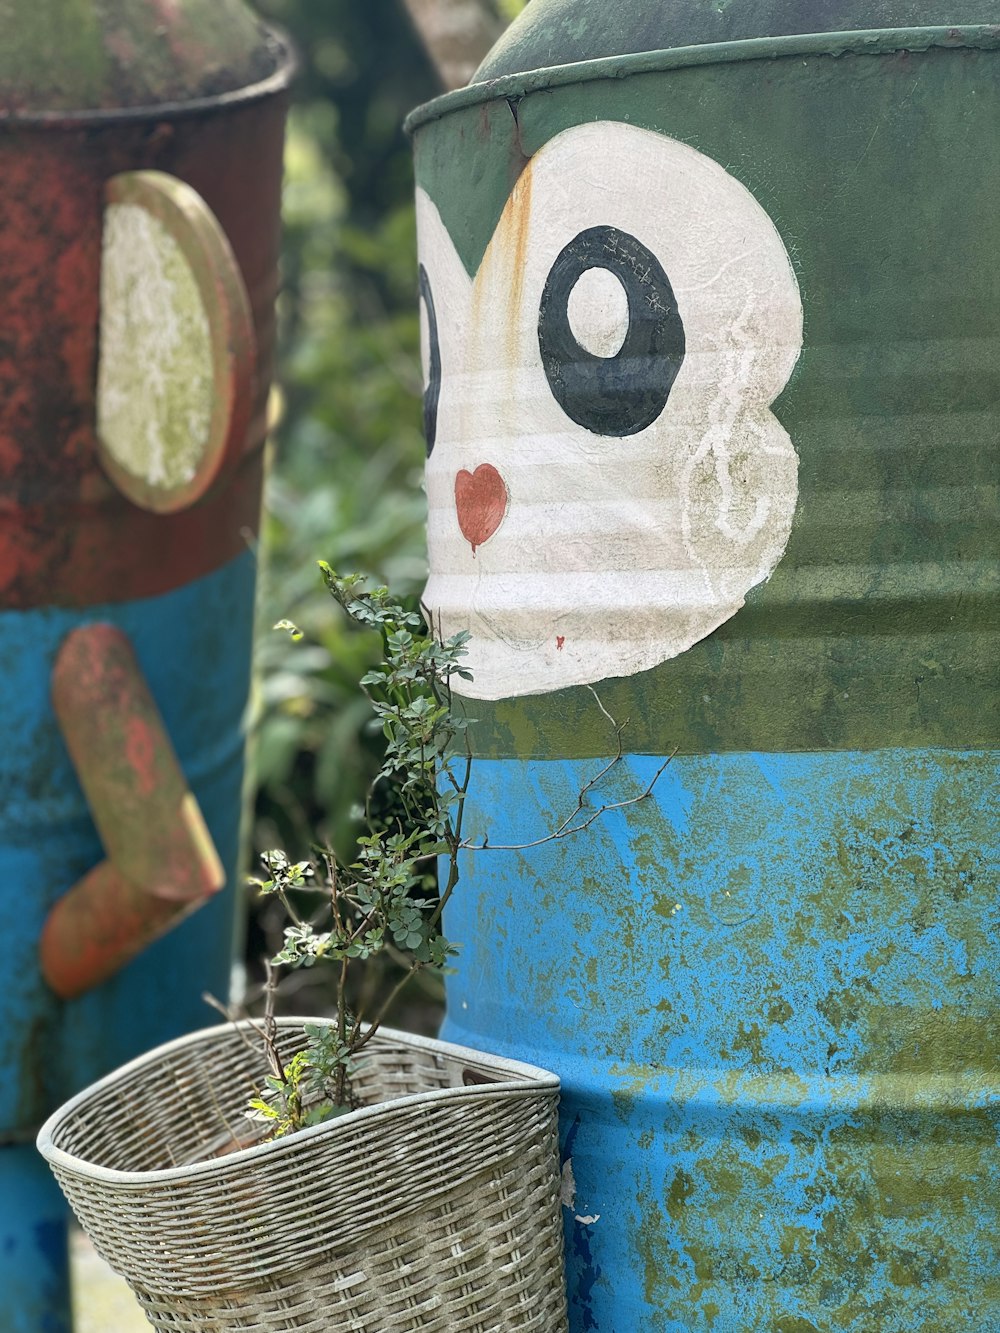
38, 565, 662, 1333
224, 564, 669, 1142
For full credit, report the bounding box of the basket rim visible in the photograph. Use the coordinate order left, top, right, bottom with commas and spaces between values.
36, 1017, 560, 1187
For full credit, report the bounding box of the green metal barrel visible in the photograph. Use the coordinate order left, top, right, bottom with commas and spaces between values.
407, 3, 999, 1329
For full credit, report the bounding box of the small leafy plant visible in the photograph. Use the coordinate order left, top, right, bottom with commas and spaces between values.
228, 565, 671, 1143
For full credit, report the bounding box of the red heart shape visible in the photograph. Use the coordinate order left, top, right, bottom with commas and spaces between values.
455, 463, 508, 554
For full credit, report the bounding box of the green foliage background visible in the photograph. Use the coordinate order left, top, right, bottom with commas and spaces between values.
250, 1, 436, 868
241, 2, 528, 1016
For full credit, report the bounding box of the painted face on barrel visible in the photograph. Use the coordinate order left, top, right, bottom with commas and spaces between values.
418, 121, 802, 701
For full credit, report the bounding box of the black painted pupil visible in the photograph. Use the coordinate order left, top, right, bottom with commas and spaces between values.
537, 226, 685, 437
418, 262, 441, 456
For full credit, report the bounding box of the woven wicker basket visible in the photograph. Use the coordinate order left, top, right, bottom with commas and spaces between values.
37, 1018, 568, 1331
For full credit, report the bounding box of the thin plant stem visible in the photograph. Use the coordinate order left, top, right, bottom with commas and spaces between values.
240, 574, 675, 1136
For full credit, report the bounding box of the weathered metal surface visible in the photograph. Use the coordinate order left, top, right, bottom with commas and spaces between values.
0, 58, 290, 1127
0, 72, 290, 609
446, 751, 999, 1329
475, 0, 1000, 82
410, 7, 999, 1329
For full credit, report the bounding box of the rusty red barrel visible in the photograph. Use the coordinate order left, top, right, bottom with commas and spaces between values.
0, 5, 293, 1328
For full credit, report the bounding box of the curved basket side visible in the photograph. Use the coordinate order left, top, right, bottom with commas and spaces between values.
49, 1087, 561, 1294
39, 1018, 559, 1179
128, 1105, 568, 1330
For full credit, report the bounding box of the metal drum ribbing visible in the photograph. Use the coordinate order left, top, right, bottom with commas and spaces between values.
408, 5, 999, 1329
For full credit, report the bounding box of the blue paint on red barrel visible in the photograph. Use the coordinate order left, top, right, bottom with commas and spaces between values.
0, 549, 256, 1135
0, 551, 256, 1324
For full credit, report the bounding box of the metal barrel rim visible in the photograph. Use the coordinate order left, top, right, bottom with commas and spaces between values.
404, 23, 1000, 133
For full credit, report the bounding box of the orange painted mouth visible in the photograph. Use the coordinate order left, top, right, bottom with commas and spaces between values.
455, 463, 508, 554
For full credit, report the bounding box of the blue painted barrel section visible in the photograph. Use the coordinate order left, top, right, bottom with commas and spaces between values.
0, 548, 256, 1138
442, 750, 999, 1330
1, 551, 256, 1327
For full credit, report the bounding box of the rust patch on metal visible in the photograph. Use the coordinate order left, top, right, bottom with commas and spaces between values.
40, 624, 224, 999
497, 156, 533, 365
0, 87, 285, 609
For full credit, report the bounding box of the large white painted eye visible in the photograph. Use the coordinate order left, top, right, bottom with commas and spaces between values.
419, 123, 803, 701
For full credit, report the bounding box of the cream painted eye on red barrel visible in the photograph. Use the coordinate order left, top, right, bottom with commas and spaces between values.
96, 170, 255, 514
417, 121, 803, 701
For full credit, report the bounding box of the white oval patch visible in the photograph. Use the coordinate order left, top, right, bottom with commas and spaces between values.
99, 203, 213, 491
95, 171, 255, 515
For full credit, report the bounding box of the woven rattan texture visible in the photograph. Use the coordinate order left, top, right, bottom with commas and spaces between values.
43, 1021, 569, 1332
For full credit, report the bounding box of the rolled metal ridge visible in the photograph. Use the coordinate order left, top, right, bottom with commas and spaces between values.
404, 23, 1000, 133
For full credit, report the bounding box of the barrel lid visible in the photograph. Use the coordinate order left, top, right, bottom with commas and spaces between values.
0, 0, 285, 118
478, 0, 1000, 80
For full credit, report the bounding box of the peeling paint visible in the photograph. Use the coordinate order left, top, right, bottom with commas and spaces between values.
561, 1156, 577, 1209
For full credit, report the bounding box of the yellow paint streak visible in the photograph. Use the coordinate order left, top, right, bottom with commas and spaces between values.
461, 167, 532, 465
500, 161, 533, 356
